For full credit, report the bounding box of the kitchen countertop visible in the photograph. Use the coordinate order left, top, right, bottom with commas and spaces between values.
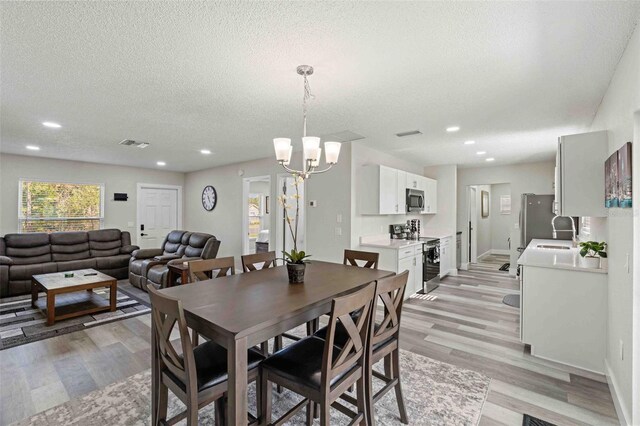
359, 229, 454, 249
517, 239, 607, 274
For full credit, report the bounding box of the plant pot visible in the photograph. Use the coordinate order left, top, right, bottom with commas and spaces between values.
286, 262, 306, 284
580, 256, 600, 269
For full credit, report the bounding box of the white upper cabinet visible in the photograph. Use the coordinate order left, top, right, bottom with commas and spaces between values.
555, 131, 608, 217
359, 165, 438, 215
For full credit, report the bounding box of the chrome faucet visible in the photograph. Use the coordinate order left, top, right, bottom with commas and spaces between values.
551, 215, 576, 240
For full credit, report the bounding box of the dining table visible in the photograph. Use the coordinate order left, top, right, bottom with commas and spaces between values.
153, 260, 394, 425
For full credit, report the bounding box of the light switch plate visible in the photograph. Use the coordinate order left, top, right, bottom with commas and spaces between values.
127, 221, 134, 227
336, 214, 342, 223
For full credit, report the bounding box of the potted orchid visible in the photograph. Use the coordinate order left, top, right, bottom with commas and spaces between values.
279, 175, 310, 283
578, 241, 607, 269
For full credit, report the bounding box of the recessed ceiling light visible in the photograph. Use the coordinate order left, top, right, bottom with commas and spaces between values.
476, 151, 486, 155
156, 161, 166, 166
26, 145, 40, 151
200, 149, 212, 155
464, 140, 475, 145
486, 158, 495, 162
42, 121, 62, 128
446, 126, 460, 132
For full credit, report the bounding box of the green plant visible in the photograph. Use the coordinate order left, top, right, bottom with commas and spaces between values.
578, 241, 607, 258
278, 175, 311, 264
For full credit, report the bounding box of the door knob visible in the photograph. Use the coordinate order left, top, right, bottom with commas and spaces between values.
141, 233, 148, 236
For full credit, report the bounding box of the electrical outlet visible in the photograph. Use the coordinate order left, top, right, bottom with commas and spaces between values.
335, 227, 342, 236
336, 214, 342, 223
620, 340, 624, 361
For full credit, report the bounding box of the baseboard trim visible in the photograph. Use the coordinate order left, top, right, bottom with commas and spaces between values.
478, 250, 492, 259
508, 267, 518, 277
460, 262, 470, 270
605, 358, 630, 426
491, 249, 510, 256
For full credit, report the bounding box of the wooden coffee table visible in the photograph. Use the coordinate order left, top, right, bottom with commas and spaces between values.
31, 269, 117, 326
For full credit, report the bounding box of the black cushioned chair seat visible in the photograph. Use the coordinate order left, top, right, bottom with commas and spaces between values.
261, 336, 355, 390
165, 341, 264, 393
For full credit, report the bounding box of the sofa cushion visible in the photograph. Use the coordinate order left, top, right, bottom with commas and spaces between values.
184, 233, 213, 258
9, 262, 57, 281
50, 231, 90, 261
4, 233, 52, 265
163, 231, 187, 256
56, 258, 97, 272
147, 264, 169, 286
96, 254, 131, 270
88, 229, 122, 257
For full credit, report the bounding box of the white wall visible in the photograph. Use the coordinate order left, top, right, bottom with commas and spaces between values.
587, 22, 639, 426
184, 146, 352, 264
0, 153, 185, 237
490, 183, 512, 252
457, 161, 556, 266
423, 164, 457, 233
350, 142, 425, 244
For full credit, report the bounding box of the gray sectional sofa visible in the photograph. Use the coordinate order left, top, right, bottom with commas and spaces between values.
0, 229, 138, 297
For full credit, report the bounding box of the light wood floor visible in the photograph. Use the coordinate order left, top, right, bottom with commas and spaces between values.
0, 256, 618, 425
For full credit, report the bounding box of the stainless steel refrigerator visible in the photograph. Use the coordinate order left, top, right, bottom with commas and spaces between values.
519, 194, 574, 249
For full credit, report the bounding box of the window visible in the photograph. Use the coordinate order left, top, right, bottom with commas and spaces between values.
19, 180, 104, 233
580, 216, 591, 237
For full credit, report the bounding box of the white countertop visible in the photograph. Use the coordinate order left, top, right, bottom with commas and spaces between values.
517, 239, 607, 274
359, 229, 454, 250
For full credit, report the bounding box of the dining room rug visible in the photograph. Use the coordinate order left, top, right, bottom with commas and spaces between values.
11, 349, 491, 425
0, 287, 150, 350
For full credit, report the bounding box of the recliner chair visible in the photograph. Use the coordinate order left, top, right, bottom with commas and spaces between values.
128, 230, 220, 290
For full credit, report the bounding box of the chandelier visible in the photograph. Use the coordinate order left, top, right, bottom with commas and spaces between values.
273, 65, 341, 178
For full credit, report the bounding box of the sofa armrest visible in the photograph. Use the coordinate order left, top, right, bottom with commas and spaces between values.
0, 256, 12, 266
131, 248, 163, 259
154, 254, 180, 262
120, 245, 139, 255
167, 257, 202, 267
0, 265, 9, 297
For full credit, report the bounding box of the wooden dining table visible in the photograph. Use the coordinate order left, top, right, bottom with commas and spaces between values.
154, 260, 394, 425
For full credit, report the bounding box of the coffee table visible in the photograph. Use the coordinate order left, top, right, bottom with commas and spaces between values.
31, 269, 117, 326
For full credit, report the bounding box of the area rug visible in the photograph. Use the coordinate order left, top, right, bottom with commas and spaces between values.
0, 288, 150, 350
11, 350, 491, 425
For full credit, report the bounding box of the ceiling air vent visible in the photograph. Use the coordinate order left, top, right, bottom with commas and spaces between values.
119, 139, 150, 148
395, 130, 422, 138
321, 130, 365, 142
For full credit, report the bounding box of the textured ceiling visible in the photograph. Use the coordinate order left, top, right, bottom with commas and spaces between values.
1, 1, 639, 172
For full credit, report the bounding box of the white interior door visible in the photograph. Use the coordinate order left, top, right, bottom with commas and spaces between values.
469, 186, 478, 263
138, 186, 179, 248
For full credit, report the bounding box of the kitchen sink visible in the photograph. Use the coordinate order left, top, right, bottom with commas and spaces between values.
536, 244, 571, 250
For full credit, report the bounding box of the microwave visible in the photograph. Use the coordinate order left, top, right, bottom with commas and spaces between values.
406, 188, 424, 212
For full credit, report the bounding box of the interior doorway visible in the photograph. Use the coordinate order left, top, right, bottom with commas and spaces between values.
275, 174, 305, 259
136, 183, 182, 248
242, 176, 271, 255
467, 183, 512, 264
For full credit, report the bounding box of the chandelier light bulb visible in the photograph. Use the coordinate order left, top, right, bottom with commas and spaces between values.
324, 142, 341, 164
273, 138, 292, 162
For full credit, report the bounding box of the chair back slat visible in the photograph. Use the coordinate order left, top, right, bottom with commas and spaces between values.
188, 257, 235, 282
372, 271, 409, 347
343, 249, 379, 269
322, 282, 376, 388
241, 251, 277, 272
147, 285, 196, 386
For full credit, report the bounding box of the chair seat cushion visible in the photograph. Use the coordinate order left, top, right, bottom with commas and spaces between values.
165, 341, 264, 392
261, 336, 354, 391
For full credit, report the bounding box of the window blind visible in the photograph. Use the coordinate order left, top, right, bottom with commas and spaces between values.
18, 180, 104, 233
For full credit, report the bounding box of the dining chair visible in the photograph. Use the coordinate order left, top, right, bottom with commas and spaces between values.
241, 251, 278, 272
147, 284, 265, 426
188, 256, 236, 282
344, 249, 379, 269
313, 271, 410, 425
260, 282, 376, 426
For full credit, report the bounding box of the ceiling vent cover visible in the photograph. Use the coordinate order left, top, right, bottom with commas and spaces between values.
119, 139, 150, 148
395, 130, 422, 138
321, 130, 365, 142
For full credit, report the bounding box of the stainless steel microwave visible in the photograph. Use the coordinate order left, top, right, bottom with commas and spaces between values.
406, 188, 424, 212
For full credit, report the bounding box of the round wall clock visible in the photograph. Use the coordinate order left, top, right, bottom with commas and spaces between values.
202, 185, 217, 211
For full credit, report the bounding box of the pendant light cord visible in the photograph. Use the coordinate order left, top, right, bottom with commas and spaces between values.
302, 72, 313, 137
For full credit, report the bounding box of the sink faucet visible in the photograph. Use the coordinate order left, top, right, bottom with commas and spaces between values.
551, 215, 576, 240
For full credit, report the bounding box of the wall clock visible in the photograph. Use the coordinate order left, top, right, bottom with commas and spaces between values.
202, 185, 217, 211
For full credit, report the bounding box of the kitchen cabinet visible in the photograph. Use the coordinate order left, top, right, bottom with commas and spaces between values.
359, 165, 438, 215
397, 244, 423, 298
439, 236, 451, 277
555, 131, 608, 217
